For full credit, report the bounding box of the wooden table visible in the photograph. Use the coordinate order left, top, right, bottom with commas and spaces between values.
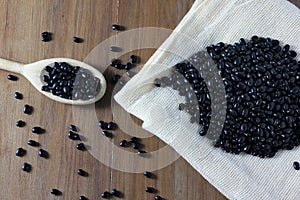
0, 1, 299, 199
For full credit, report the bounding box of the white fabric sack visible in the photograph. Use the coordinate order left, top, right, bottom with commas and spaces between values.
114, 0, 300, 199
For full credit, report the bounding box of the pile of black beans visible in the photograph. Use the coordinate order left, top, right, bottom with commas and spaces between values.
41, 62, 100, 100
207, 36, 300, 157
155, 36, 300, 158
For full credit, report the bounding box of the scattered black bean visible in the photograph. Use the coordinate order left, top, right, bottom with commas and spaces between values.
293, 161, 300, 170
101, 131, 112, 138
16, 148, 26, 157
112, 75, 121, 84
27, 140, 40, 147
145, 187, 156, 193
23, 104, 33, 114
68, 131, 81, 140
16, 120, 26, 127
112, 24, 122, 31
41, 62, 100, 100
119, 140, 129, 147
79, 196, 88, 200
41, 31, 52, 42
73, 36, 83, 43
110, 46, 122, 52
38, 149, 49, 159
77, 169, 88, 177
69, 124, 78, 132
155, 195, 163, 200
101, 191, 111, 199
143, 171, 152, 178
7, 74, 18, 81
32, 127, 44, 134
50, 189, 62, 196
99, 121, 108, 129
76, 143, 86, 151
22, 162, 31, 172
130, 55, 138, 63
111, 189, 121, 197
107, 122, 117, 130
14, 92, 23, 99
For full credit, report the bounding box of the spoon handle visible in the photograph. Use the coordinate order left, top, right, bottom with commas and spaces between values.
0, 58, 23, 74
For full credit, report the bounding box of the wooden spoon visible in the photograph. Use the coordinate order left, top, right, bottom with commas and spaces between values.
0, 58, 107, 105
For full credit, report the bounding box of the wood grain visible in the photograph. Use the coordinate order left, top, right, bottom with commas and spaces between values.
0, 0, 299, 199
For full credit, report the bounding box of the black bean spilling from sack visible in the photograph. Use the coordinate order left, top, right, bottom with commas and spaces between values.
154, 36, 300, 158
154, 61, 212, 136
206, 36, 300, 158
41, 62, 100, 100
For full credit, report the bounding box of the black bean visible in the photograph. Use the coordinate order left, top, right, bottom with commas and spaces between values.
22, 162, 31, 172
155, 195, 163, 200
138, 150, 147, 155
73, 36, 83, 43
50, 189, 62, 196
145, 187, 156, 193
68, 131, 81, 140
293, 161, 300, 170
112, 75, 121, 84
7, 74, 18, 81
76, 143, 86, 151
101, 191, 111, 199
114, 63, 125, 69
101, 131, 112, 138
32, 127, 44, 134
132, 141, 140, 149
129, 137, 140, 143
77, 169, 88, 177
126, 70, 136, 78
124, 62, 133, 70
112, 24, 122, 31
119, 140, 129, 147
23, 104, 33, 114
16, 148, 26, 157
38, 149, 49, 158
110, 46, 122, 52
79, 196, 88, 200
110, 59, 120, 66
111, 189, 121, 197
69, 124, 78, 132
154, 78, 161, 87
16, 120, 26, 127
143, 171, 152, 178
107, 122, 117, 130
129, 55, 138, 63
14, 92, 23, 99
179, 103, 185, 110
99, 121, 108, 129
41, 31, 52, 42
27, 140, 40, 147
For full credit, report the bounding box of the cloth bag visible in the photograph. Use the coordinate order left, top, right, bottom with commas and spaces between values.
114, 0, 300, 199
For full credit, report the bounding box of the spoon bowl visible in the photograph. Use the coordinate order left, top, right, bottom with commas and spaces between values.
0, 58, 107, 105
